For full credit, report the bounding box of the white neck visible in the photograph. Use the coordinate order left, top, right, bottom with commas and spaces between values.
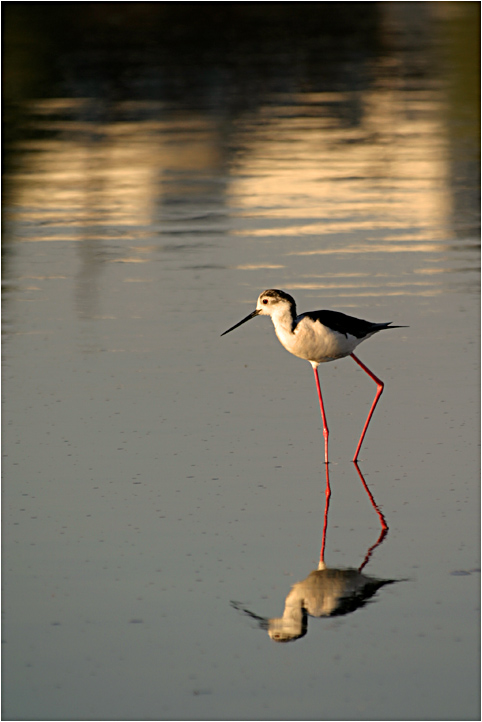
269, 306, 295, 335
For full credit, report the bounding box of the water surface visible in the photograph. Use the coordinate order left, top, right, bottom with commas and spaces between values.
2, 4, 480, 720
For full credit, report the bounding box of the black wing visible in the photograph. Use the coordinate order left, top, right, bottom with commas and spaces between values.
300, 310, 393, 339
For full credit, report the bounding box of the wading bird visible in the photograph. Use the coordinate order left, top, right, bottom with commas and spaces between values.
221, 289, 406, 462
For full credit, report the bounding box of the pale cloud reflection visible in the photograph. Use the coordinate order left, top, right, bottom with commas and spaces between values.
234, 264, 285, 270
9, 101, 223, 232
10, 84, 450, 240
5, 66, 478, 318
287, 243, 448, 254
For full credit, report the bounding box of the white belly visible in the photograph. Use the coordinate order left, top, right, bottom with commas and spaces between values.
275, 317, 358, 364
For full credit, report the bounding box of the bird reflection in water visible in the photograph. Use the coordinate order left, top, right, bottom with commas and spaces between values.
232, 463, 396, 643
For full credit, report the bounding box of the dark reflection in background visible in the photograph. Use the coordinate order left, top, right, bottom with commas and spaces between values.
3, 2, 479, 242
3, 3, 479, 146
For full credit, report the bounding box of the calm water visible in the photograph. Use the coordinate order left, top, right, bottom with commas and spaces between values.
2, 4, 480, 720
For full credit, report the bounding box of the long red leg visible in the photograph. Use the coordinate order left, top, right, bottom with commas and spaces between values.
313, 365, 329, 463
319, 462, 331, 568
351, 353, 384, 462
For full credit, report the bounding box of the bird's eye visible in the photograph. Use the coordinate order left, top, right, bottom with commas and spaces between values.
262, 299, 268, 304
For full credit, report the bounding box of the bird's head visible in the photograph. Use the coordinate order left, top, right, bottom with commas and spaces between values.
221, 289, 296, 336
255, 289, 296, 317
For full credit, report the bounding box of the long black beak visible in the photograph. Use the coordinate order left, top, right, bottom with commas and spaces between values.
221, 309, 260, 336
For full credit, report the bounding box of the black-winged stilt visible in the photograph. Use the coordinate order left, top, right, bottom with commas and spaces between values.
221, 289, 407, 462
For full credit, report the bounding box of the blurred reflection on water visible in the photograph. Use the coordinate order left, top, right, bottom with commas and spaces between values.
2, 3, 479, 721
232, 463, 396, 643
